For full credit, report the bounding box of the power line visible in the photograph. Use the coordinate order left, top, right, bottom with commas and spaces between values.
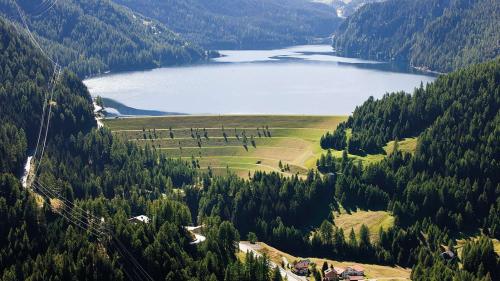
33, 180, 103, 234
13, 2, 155, 280
30, 0, 58, 17
13, 0, 57, 65
32, 65, 56, 167
112, 236, 154, 281
31, 183, 104, 237
13, 1, 61, 187
33, 65, 61, 177
22, 0, 51, 15
32, 183, 146, 281
32, 181, 144, 280
33, 180, 154, 281
109, 237, 153, 281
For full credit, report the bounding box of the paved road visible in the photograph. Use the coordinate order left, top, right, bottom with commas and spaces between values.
184, 229, 306, 281
185, 226, 206, 244
239, 242, 306, 281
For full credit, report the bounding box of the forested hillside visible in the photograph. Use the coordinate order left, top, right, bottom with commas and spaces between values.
1, 1, 499, 279
0, 15, 95, 176
318, 0, 388, 18
0, 15, 282, 281
0, 0, 206, 77
332, 0, 500, 72
114, 0, 341, 49
316, 59, 499, 279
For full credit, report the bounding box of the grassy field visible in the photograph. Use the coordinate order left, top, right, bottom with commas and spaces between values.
255, 242, 411, 280
105, 115, 419, 177
384, 137, 418, 156
456, 236, 500, 255
105, 115, 347, 177
494, 239, 500, 254
333, 209, 395, 242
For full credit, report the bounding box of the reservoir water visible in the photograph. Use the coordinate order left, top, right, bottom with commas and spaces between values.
84, 45, 436, 115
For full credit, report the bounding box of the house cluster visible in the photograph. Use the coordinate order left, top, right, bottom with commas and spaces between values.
291, 259, 365, 280
323, 265, 365, 281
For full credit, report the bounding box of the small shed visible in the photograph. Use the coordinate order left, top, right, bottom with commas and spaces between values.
440, 250, 455, 260
128, 215, 151, 224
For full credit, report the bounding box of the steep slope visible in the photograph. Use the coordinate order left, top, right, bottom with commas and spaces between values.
0, 0, 205, 77
317, 0, 388, 18
332, 0, 500, 72
0, 15, 251, 281
313, 59, 500, 278
323, 58, 500, 232
114, 0, 341, 49
0, 14, 95, 175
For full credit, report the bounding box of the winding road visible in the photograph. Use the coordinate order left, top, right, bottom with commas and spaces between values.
185, 226, 305, 280
238, 241, 306, 281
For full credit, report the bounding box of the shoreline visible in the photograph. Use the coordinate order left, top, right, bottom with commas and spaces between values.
104, 113, 349, 119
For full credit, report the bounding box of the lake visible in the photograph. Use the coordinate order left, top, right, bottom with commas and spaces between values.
84, 45, 436, 115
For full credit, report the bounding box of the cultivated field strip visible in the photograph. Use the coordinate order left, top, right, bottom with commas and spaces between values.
105, 115, 345, 130
106, 115, 347, 176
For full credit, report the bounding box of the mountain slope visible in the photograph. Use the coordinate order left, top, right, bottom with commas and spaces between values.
332, 0, 500, 72
0, 15, 95, 175
114, 0, 341, 49
322, 58, 499, 230
317, 0, 389, 18
0, 15, 253, 281
0, 0, 205, 77
312, 59, 500, 278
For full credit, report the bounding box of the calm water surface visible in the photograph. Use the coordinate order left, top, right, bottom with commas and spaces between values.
84, 45, 436, 115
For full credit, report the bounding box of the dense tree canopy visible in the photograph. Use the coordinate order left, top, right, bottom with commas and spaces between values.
333, 0, 500, 72
325, 58, 499, 158
0, 3, 499, 280
314, 59, 499, 278
114, 0, 341, 49
0, 0, 206, 77
0, 15, 268, 281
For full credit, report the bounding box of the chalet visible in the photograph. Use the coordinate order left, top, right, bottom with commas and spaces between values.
293, 259, 311, 275
323, 268, 338, 281
333, 267, 345, 277
324, 265, 366, 280
128, 215, 151, 224
342, 265, 365, 278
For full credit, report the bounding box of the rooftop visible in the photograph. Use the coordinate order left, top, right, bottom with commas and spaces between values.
128, 215, 151, 224
333, 267, 345, 274
350, 264, 365, 272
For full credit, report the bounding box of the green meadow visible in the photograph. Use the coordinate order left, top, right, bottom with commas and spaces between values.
106, 115, 346, 177
105, 115, 418, 177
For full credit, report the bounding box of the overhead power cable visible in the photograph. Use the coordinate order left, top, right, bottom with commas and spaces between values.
31, 0, 59, 18
13, 0, 57, 65
33, 180, 154, 281
13, 2, 155, 280
33, 65, 61, 177
32, 65, 57, 166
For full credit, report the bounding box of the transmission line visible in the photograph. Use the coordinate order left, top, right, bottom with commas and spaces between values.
13, 2, 155, 280
33, 180, 154, 281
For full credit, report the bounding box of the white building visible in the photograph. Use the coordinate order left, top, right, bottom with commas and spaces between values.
128, 215, 151, 224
